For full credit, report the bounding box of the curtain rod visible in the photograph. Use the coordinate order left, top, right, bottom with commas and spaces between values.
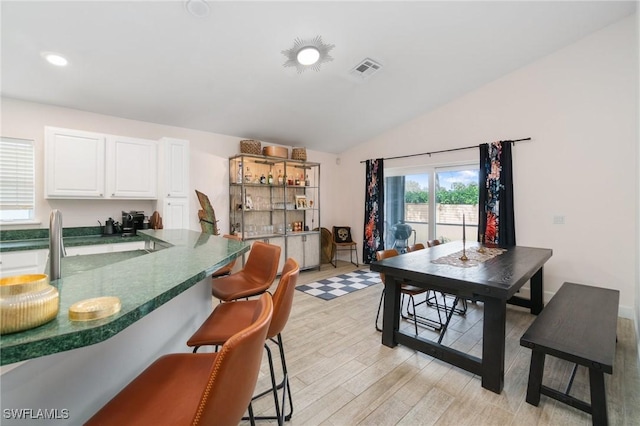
359, 137, 531, 163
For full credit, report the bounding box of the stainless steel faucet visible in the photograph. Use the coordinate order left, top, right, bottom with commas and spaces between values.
49, 209, 66, 280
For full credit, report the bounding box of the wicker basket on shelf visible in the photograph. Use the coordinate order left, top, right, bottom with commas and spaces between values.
240, 139, 261, 155
291, 147, 307, 161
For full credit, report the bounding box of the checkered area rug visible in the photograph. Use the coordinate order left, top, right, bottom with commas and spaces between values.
296, 269, 381, 301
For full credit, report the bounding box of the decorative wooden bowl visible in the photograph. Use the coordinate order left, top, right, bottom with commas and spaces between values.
0, 274, 59, 334
263, 146, 288, 158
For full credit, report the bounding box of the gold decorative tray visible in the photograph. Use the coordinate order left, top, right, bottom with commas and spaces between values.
69, 296, 121, 321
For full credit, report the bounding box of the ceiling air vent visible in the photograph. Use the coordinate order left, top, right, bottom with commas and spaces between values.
349, 58, 382, 80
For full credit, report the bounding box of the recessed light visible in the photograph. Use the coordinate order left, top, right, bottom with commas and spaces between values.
185, 0, 210, 18
42, 52, 68, 67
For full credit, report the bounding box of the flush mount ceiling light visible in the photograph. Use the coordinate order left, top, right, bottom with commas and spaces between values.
185, 0, 210, 18
282, 36, 334, 73
42, 52, 68, 67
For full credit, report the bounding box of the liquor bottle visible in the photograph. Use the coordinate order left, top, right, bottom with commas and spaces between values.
294, 174, 300, 186
305, 174, 310, 186
237, 162, 243, 184
267, 171, 273, 185
277, 169, 284, 185
244, 167, 252, 183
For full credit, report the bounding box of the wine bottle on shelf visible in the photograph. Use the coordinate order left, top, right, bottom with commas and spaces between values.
244, 167, 252, 183
268, 171, 273, 185
237, 162, 243, 184
305, 174, 310, 186
294, 174, 300, 186
277, 169, 284, 185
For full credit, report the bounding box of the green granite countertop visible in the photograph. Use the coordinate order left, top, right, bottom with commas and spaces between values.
0, 230, 249, 365
0, 230, 145, 253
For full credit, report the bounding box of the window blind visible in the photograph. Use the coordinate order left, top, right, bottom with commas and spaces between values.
0, 137, 35, 215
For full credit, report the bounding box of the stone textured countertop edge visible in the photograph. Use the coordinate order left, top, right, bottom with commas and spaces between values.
0, 234, 146, 253
0, 230, 249, 366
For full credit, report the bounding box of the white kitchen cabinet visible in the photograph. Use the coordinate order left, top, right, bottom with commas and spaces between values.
161, 138, 189, 198
0, 249, 48, 278
45, 127, 106, 198
162, 198, 189, 230
106, 136, 157, 199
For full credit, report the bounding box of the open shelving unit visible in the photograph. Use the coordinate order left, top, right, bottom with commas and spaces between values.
229, 154, 321, 271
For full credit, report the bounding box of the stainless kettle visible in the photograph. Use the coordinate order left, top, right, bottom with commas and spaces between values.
104, 218, 115, 235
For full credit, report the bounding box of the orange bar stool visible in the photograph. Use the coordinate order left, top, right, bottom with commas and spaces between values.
212, 240, 281, 302
188, 258, 300, 425
211, 234, 243, 278
85, 293, 273, 426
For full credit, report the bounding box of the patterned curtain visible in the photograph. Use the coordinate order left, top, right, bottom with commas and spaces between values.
363, 159, 384, 264
478, 141, 516, 247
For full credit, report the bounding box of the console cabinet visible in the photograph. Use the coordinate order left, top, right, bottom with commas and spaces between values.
229, 154, 320, 271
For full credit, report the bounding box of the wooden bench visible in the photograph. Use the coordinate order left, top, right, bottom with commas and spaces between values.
520, 282, 619, 426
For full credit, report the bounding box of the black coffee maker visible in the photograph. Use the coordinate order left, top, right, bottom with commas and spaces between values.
122, 211, 145, 236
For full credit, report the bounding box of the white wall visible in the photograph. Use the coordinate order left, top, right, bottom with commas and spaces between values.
636, 8, 640, 356
0, 98, 338, 234
334, 15, 638, 319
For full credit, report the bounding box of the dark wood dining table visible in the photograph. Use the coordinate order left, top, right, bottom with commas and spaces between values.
370, 240, 552, 394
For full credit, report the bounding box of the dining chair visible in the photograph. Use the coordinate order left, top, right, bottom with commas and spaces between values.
212, 240, 281, 302
424, 239, 468, 316
210, 234, 243, 279
331, 226, 358, 268
374, 249, 444, 335
188, 258, 300, 425
85, 293, 273, 426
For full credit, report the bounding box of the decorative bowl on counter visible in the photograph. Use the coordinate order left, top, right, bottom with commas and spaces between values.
0, 274, 59, 335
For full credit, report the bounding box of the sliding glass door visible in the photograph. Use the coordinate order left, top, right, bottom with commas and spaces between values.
384, 164, 478, 249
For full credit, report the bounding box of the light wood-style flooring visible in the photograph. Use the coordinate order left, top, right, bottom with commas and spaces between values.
242, 261, 640, 425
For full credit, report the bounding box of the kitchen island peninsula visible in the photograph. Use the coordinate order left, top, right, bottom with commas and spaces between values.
0, 229, 248, 425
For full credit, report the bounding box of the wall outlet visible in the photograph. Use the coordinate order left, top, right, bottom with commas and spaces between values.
553, 215, 565, 225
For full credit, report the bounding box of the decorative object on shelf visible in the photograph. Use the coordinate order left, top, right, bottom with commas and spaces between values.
240, 139, 261, 155
282, 35, 335, 73
195, 190, 219, 235
263, 146, 288, 158
69, 296, 121, 321
0, 274, 59, 335
295, 195, 307, 209
244, 194, 253, 210
291, 147, 307, 161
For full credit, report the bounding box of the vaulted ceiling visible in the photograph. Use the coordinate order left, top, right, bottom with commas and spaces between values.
1, 1, 636, 153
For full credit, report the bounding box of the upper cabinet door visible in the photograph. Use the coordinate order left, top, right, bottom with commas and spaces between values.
161, 138, 189, 198
45, 127, 106, 198
106, 136, 157, 199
